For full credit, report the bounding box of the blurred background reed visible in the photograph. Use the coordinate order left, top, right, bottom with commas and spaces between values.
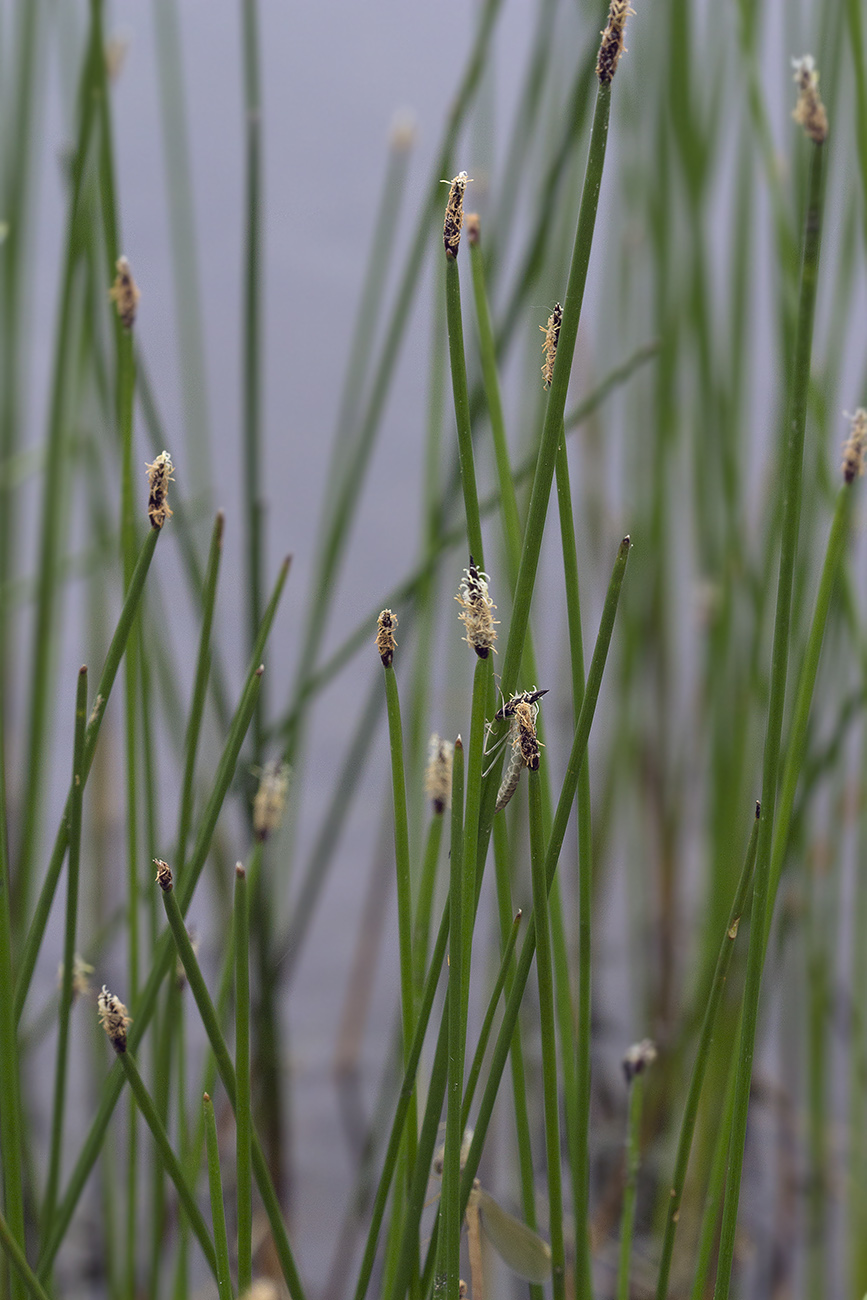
0, 0, 866, 1298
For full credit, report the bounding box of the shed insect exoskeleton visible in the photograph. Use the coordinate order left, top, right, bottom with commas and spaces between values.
492, 696, 543, 813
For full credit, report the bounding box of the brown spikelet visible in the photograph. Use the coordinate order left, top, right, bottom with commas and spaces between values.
97, 985, 132, 1053
455, 559, 498, 658
597, 0, 635, 83
792, 55, 828, 144
109, 255, 140, 330
57, 954, 94, 1002
425, 734, 454, 815
145, 450, 175, 530
376, 609, 398, 667
443, 171, 472, 259
842, 409, 867, 484
465, 213, 481, 247
540, 303, 562, 389
154, 859, 173, 892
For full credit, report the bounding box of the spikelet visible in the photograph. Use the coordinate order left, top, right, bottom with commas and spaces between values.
791, 55, 828, 144
465, 212, 481, 247
842, 409, 867, 484
97, 985, 132, 1053
154, 858, 173, 891
425, 734, 454, 815
596, 0, 635, 84
239, 1284, 280, 1300
253, 760, 291, 841
376, 609, 398, 667
109, 255, 140, 330
540, 303, 562, 389
57, 953, 94, 1002
443, 171, 472, 260
622, 1038, 657, 1083
455, 559, 498, 659
145, 450, 174, 530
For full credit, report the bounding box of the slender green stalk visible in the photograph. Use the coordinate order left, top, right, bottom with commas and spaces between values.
766, 482, 855, 934
713, 133, 827, 1300
461, 908, 522, 1130
241, 0, 264, 747
159, 876, 305, 1300
153, 0, 212, 485
458, 537, 630, 1215
617, 1066, 648, 1300
496, 80, 612, 711
444, 254, 483, 565
0, 1211, 51, 1300
0, 688, 25, 1300
690, 1051, 740, 1300
554, 429, 595, 1292
203, 1093, 235, 1300
655, 804, 760, 1300
441, 738, 465, 1300
114, 1046, 218, 1279
15, 8, 102, 922
412, 813, 445, 1001
461, 658, 491, 1023
176, 511, 224, 873
42, 666, 88, 1235
15, 527, 161, 1023
382, 659, 419, 1196
528, 770, 565, 1300
353, 902, 450, 1300
235, 866, 253, 1292
277, 341, 656, 734
38, 652, 267, 1276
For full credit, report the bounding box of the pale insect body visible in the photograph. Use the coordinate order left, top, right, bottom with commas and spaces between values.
492, 696, 543, 813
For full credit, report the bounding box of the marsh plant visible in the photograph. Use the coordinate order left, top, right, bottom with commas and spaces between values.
0, 2, 866, 1299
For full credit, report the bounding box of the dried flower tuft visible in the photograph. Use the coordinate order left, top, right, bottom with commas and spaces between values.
455, 559, 498, 659
622, 1037, 657, 1084
596, 1, 635, 84
145, 450, 174, 530
443, 171, 473, 260
425, 734, 455, 815
253, 760, 291, 841
841, 408, 867, 484
154, 858, 173, 892
376, 609, 398, 667
791, 55, 828, 144
57, 953, 94, 1002
109, 255, 140, 330
98, 985, 132, 1053
540, 303, 562, 389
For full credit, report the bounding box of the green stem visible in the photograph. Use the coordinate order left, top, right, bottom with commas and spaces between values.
441, 739, 465, 1300
159, 878, 305, 1300
176, 512, 225, 873
115, 1048, 218, 1279
15, 527, 161, 1023
235, 866, 253, 1292
616, 1069, 647, 1300
42, 667, 88, 1235
444, 254, 483, 565
241, 0, 265, 750
0, 686, 25, 1300
713, 136, 826, 1300
0, 1211, 51, 1300
528, 770, 565, 1300
655, 804, 760, 1300
203, 1093, 235, 1300
458, 538, 630, 1218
